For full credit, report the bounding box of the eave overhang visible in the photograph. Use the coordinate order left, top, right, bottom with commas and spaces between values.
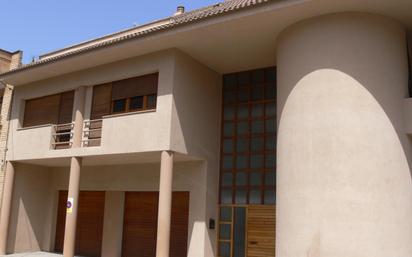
1, 0, 412, 85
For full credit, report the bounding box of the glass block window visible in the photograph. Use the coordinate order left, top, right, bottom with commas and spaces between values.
219, 67, 276, 205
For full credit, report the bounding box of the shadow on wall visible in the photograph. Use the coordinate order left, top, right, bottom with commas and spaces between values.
170, 51, 221, 257
8, 165, 53, 253
278, 68, 412, 189
276, 12, 412, 256
277, 12, 412, 169
277, 68, 412, 255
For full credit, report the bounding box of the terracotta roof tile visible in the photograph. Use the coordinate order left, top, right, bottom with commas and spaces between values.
0, 0, 275, 76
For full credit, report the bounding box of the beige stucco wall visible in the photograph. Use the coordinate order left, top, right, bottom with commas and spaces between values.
7, 49, 221, 177
170, 51, 221, 257
7, 163, 54, 253
7, 50, 176, 161
7, 160, 211, 257
0, 51, 22, 214
5, 47, 221, 256
276, 12, 412, 257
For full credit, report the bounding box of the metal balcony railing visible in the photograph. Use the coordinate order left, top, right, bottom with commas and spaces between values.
82, 119, 103, 147
51, 122, 74, 150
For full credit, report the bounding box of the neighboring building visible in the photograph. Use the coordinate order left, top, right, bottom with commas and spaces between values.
0, 1, 412, 257
0, 49, 22, 211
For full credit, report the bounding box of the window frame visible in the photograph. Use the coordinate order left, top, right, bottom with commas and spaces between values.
219, 67, 277, 206
110, 94, 156, 115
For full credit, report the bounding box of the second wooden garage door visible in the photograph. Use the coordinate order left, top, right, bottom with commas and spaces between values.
122, 192, 189, 257
55, 191, 105, 257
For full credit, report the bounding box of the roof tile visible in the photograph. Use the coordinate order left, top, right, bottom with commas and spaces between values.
0, 0, 275, 76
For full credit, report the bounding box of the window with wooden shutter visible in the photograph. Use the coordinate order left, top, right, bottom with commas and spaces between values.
90, 83, 112, 120
90, 73, 158, 118
111, 73, 158, 114
111, 73, 158, 101
58, 91, 75, 124
23, 90, 75, 128
23, 94, 60, 127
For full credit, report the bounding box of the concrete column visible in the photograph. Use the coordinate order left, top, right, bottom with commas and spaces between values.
83, 86, 94, 122
72, 87, 86, 148
0, 162, 15, 254
63, 157, 82, 257
155, 151, 174, 257
276, 13, 412, 257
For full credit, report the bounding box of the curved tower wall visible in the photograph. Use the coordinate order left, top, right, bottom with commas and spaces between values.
276, 13, 412, 257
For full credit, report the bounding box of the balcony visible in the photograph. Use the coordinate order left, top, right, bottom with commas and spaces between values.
83, 119, 102, 147
51, 123, 74, 150
7, 50, 220, 162
50, 120, 102, 150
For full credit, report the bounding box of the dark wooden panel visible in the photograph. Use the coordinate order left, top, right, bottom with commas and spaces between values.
122, 192, 158, 257
170, 192, 190, 257
89, 120, 103, 130
91, 83, 112, 120
112, 73, 158, 101
58, 91, 74, 124
86, 139, 101, 147
76, 191, 106, 257
54, 191, 68, 253
23, 94, 60, 127
88, 130, 102, 139
122, 191, 189, 257
54, 191, 106, 257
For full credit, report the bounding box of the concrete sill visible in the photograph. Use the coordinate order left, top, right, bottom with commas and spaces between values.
17, 124, 53, 131
102, 109, 156, 119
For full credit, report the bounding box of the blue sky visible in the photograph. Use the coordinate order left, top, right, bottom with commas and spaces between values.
1, 0, 218, 64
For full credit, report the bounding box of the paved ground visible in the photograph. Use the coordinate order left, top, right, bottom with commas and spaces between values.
0, 253, 61, 257
0, 252, 84, 257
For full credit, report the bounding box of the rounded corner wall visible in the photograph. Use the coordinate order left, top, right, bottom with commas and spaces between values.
276, 12, 412, 257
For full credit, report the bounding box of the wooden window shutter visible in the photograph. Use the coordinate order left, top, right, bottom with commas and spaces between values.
91, 83, 112, 120
23, 94, 60, 127
111, 73, 158, 101
58, 91, 75, 124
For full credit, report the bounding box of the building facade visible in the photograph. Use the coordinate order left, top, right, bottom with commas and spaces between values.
0, 1, 412, 257
0, 49, 22, 212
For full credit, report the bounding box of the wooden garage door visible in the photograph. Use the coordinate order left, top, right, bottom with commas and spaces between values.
122, 192, 189, 257
55, 191, 105, 257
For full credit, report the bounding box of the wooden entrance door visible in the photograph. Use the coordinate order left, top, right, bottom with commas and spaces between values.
55, 191, 105, 257
247, 205, 276, 257
122, 192, 189, 257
